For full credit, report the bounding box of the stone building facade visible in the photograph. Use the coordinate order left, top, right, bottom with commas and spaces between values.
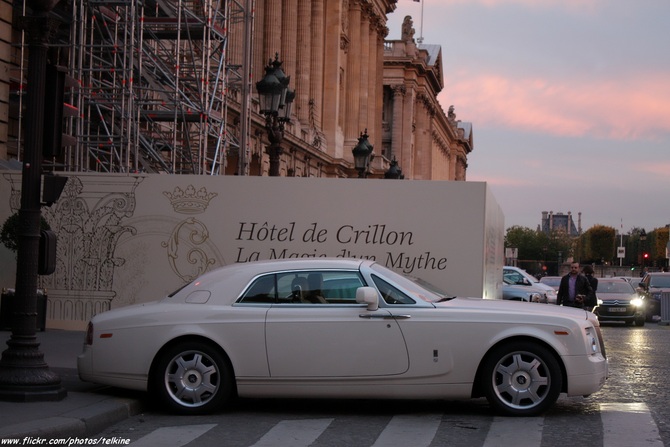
0, 0, 472, 180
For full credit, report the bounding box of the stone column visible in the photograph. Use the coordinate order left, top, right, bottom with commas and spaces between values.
390, 84, 405, 160
357, 6, 371, 135
264, 0, 281, 57
345, 0, 361, 142
310, 0, 325, 130
281, 0, 298, 94
370, 22, 385, 149
296, 0, 311, 124
401, 89, 416, 177
414, 94, 433, 179
253, 1, 266, 90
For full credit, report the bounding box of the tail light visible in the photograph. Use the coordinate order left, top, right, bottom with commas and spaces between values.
85, 322, 93, 346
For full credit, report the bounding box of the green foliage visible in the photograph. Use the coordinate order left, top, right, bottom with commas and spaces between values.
505, 226, 574, 274
579, 225, 616, 264
0, 212, 51, 253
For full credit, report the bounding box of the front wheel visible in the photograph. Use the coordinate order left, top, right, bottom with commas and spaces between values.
481, 342, 562, 416
152, 341, 234, 415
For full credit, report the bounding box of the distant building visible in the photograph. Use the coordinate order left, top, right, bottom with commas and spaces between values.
541, 211, 581, 236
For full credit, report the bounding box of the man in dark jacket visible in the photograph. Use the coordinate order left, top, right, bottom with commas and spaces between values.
557, 262, 593, 308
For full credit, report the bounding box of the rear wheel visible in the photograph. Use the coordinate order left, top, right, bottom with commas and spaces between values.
152, 341, 233, 415
481, 341, 562, 416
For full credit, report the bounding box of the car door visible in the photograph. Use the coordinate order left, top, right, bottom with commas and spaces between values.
265, 270, 410, 378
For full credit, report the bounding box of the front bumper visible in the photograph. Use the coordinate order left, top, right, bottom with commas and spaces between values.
562, 353, 608, 397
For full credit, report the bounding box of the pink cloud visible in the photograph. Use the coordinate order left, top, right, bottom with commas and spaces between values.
440, 71, 670, 141
466, 173, 534, 187
632, 162, 670, 178
446, 0, 601, 14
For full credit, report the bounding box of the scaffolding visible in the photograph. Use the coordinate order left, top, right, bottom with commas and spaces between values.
19, 0, 250, 175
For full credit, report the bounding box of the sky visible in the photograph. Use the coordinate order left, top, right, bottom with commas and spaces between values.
386, 0, 670, 234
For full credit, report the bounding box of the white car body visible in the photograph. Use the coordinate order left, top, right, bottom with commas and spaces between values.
504, 266, 558, 304
78, 259, 607, 416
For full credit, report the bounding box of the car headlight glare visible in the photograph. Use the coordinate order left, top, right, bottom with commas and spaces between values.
630, 298, 643, 307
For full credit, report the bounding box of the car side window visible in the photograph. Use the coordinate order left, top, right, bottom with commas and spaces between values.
239, 275, 276, 303
371, 275, 415, 305
505, 271, 523, 285
277, 271, 365, 304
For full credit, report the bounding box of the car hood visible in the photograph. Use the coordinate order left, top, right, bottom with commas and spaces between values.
437, 297, 588, 319
597, 292, 636, 301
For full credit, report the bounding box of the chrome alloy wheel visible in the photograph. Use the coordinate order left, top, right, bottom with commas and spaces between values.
164, 350, 220, 408
491, 350, 550, 410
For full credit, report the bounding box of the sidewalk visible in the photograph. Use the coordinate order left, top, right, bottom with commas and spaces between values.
0, 330, 143, 440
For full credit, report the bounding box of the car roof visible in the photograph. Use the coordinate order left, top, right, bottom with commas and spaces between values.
201, 258, 370, 280
169, 258, 372, 304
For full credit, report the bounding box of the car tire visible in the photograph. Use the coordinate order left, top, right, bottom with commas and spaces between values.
152, 341, 234, 415
635, 317, 645, 327
481, 341, 562, 416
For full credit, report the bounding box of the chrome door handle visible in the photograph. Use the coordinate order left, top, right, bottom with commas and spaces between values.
359, 314, 411, 319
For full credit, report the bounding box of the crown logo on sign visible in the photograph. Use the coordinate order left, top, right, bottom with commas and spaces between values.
163, 185, 217, 214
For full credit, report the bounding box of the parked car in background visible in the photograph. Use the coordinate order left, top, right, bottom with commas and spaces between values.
593, 278, 646, 326
638, 272, 670, 320
502, 277, 545, 302
619, 276, 643, 290
503, 266, 557, 304
539, 276, 561, 291
78, 258, 607, 417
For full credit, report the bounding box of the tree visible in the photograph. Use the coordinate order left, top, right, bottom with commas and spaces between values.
578, 225, 616, 264
505, 226, 573, 275
649, 226, 669, 269
1, 212, 51, 255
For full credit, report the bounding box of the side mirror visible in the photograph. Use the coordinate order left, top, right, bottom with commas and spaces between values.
519, 278, 531, 286
356, 287, 379, 311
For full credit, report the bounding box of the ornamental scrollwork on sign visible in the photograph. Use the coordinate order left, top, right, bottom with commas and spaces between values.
162, 185, 218, 282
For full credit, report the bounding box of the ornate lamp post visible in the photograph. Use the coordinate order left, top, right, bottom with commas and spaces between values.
352, 130, 374, 178
0, 0, 66, 401
384, 157, 404, 179
255, 54, 294, 177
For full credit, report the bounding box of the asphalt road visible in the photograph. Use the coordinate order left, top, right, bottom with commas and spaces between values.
92, 323, 670, 447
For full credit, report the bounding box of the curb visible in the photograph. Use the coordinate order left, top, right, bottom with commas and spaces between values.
0, 396, 143, 439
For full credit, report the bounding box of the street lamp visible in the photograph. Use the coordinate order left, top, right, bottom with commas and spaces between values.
352, 129, 374, 178
256, 54, 294, 177
0, 0, 66, 401
384, 157, 404, 179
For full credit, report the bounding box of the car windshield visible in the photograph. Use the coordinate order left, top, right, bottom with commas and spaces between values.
598, 281, 635, 294
370, 263, 450, 303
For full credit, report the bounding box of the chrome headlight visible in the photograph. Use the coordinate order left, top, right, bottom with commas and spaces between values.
585, 327, 601, 355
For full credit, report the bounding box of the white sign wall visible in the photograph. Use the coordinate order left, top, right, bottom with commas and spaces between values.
0, 173, 504, 329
